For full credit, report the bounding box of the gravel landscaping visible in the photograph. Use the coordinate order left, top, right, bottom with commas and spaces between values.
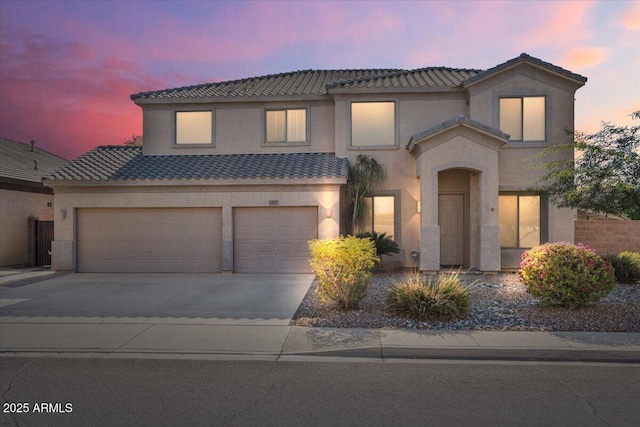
291, 273, 640, 332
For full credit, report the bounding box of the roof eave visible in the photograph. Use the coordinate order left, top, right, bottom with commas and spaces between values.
44, 176, 347, 187
463, 54, 587, 89
407, 120, 509, 153
132, 93, 332, 105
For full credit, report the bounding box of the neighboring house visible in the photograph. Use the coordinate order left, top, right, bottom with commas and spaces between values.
0, 138, 68, 267
45, 53, 586, 273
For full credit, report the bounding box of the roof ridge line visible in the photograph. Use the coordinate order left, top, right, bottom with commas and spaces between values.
326, 66, 483, 88
131, 69, 406, 99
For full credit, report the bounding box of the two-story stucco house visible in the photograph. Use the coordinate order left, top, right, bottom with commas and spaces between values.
45, 53, 586, 274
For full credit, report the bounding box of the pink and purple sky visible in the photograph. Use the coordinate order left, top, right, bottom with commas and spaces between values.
1, 0, 639, 160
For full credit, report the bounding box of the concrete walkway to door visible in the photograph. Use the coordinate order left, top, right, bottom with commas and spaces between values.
0, 273, 313, 356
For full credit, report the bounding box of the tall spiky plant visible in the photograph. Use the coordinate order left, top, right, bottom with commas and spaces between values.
345, 154, 386, 234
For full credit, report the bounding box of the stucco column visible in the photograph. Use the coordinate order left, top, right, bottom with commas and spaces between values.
221, 205, 233, 272
478, 168, 501, 271
419, 163, 440, 271
51, 199, 74, 271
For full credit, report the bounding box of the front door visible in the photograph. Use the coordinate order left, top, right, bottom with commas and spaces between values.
439, 194, 464, 266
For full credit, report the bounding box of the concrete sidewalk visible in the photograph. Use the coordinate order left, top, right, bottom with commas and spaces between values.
0, 267, 56, 287
1, 269, 638, 363
1, 320, 639, 363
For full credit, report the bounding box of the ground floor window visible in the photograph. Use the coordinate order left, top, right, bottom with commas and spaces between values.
361, 195, 395, 238
499, 194, 540, 248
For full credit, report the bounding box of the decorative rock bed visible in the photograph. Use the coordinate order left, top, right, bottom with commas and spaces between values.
291, 273, 640, 332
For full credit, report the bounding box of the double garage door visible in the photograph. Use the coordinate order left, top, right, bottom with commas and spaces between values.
76, 207, 316, 273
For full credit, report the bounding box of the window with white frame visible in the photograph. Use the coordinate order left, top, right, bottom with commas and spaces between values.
176, 111, 212, 145
499, 96, 545, 141
499, 194, 541, 248
265, 109, 306, 143
351, 101, 395, 147
361, 195, 395, 238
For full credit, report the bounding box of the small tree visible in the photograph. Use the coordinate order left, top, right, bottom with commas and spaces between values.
123, 134, 143, 146
536, 111, 640, 219
344, 154, 386, 234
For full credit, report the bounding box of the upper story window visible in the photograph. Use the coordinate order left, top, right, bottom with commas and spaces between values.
499, 194, 540, 248
351, 101, 396, 147
499, 96, 545, 141
266, 109, 307, 143
176, 111, 213, 145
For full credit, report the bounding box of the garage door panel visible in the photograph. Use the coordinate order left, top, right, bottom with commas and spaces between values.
234, 207, 317, 273
77, 208, 222, 273
111, 242, 136, 256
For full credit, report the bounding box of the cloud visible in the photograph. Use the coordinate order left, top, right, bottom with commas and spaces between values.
620, 2, 640, 31
520, 1, 596, 50
562, 47, 609, 69
0, 30, 162, 159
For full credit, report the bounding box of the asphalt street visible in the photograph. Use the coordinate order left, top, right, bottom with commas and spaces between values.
2, 357, 639, 427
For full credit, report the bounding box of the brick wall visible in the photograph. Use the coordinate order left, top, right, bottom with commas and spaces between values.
574, 220, 640, 254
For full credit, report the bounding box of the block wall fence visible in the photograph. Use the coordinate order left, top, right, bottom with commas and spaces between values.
574, 220, 640, 254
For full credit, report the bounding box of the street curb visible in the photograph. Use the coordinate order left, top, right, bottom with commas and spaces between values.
2, 347, 639, 363
285, 347, 640, 363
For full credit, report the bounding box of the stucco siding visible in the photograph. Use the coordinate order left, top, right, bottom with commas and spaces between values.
0, 189, 54, 266
330, 93, 470, 266
142, 101, 335, 155
50, 183, 340, 272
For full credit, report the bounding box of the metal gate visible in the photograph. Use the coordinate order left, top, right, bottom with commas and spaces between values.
36, 220, 54, 266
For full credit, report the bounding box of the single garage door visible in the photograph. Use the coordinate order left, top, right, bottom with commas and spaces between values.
77, 208, 222, 273
234, 207, 317, 273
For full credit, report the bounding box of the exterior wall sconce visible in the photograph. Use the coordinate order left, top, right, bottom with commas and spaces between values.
416, 200, 421, 213
60, 209, 67, 219
325, 208, 332, 218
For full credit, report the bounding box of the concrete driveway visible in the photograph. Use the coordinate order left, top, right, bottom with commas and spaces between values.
0, 273, 314, 326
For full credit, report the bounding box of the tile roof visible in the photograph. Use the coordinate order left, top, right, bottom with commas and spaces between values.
463, 53, 587, 87
131, 67, 480, 100
407, 115, 509, 152
131, 53, 585, 102
46, 146, 349, 182
0, 137, 68, 184
131, 69, 401, 100
327, 67, 481, 90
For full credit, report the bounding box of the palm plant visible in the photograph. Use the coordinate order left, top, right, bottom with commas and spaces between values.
355, 231, 399, 257
344, 154, 386, 234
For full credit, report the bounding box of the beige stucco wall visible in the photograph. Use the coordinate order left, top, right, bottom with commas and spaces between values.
466, 65, 582, 268
412, 127, 502, 271
127, 62, 582, 272
142, 100, 335, 155
467, 65, 580, 188
330, 92, 469, 267
49, 181, 341, 272
0, 189, 54, 266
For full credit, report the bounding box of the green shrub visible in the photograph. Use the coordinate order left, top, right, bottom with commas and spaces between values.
355, 231, 400, 257
308, 236, 379, 310
386, 272, 470, 321
519, 242, 615, 308
603, 252, 640, 284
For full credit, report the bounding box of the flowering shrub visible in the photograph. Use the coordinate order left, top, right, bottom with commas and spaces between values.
519, 242, 615, 308
308, 236, 379, 310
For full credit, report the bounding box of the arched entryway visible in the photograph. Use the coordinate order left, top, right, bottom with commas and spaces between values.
407, 116, 507, 272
